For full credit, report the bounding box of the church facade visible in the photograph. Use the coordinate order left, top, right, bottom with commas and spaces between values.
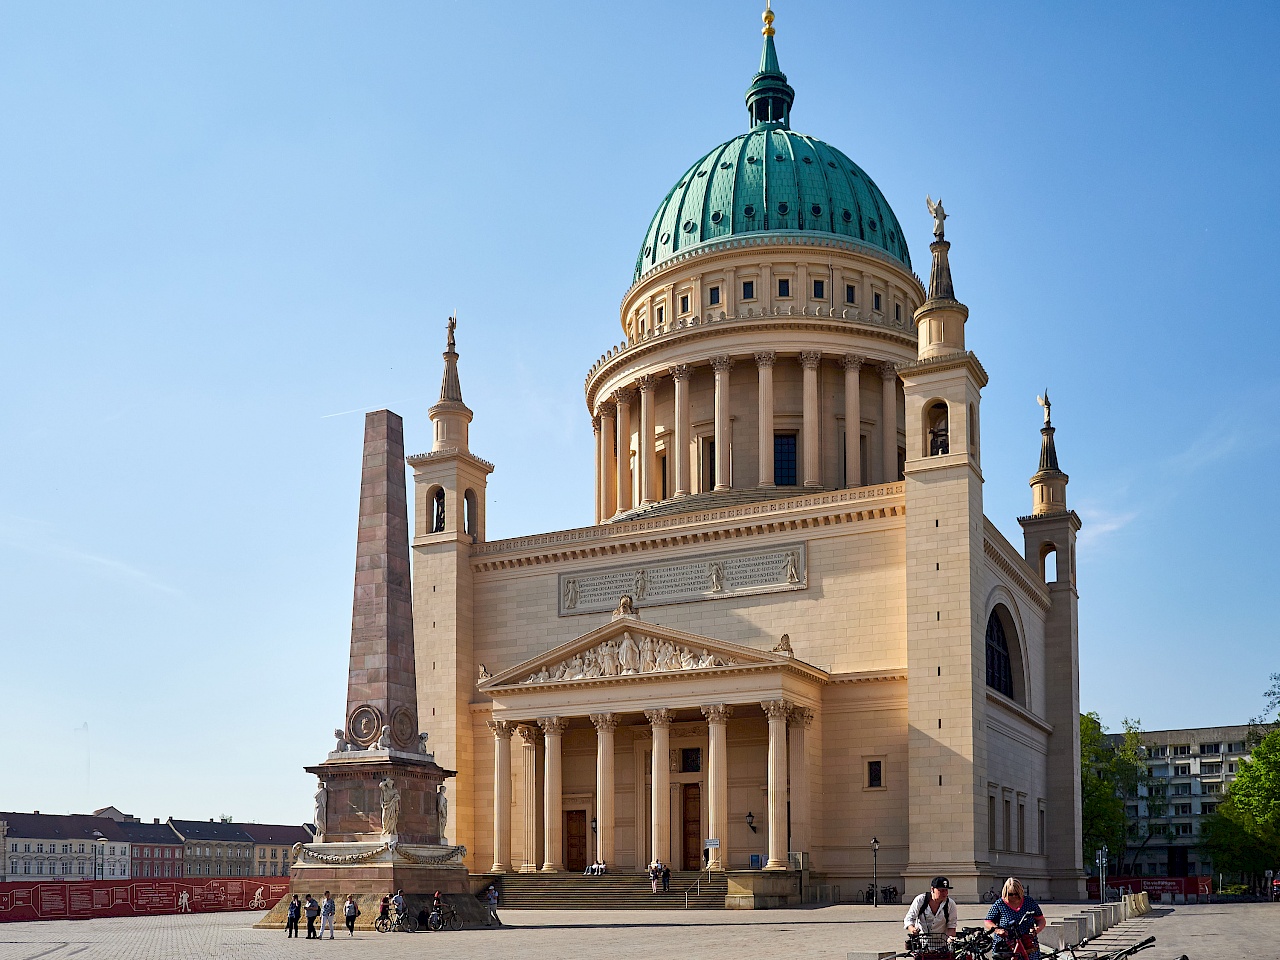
405, 8, 1085, 902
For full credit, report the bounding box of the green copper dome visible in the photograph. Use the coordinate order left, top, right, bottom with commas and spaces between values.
633, 8, 910, 283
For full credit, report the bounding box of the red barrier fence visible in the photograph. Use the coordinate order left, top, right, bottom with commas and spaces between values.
0, 877, 290, 923
1085, 875, 1211, 898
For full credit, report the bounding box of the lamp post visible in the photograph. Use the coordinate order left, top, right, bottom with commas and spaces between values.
1097, 844, 1109, 903
871, 837, 880, 907
91, 831, 106, 881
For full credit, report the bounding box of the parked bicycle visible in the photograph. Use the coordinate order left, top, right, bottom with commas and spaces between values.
426, 901, 464, 931
949, 926, 994, 960
374, 909, 418, 933
1043, 935, 1186, 960
981, 886, 999, 903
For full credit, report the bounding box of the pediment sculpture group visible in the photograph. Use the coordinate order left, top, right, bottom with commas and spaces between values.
525, 631, 739, 684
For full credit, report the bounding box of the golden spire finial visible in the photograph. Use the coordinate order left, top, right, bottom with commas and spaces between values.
762, 0, 775, 36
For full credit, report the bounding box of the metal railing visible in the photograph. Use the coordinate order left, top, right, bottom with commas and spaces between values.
683, 865, 716, 909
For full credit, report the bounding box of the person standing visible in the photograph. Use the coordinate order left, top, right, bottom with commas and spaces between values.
985, 877, 1046, 959
285, 895, 301, 938
343, 895, 359, 937
303, 894, 320, 939
319, 890, 336, 939
661, 862, 671, 893
904, 877, 958, 947
485, 884, 502, 926
648, 860, 660, 894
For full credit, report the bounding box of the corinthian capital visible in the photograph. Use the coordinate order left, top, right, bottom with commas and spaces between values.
668, 363, 692, 382
516, 724, 542, 745
612, 387, 637, 405
487, 719, 514, 740
841, 353, 865, 372
799, 351, 822, 370
877, 360, 898, 381
537, 716, 569, 736
591, 415, 602, 433
710, 355, 734, 375
754, 351, 776, 369
788, 706, 814, 728
637, 374, 657, 394
590, 712, 620, 732
760, 698, 792, 721
644, 708, 673, 728
700, 704, 734, 725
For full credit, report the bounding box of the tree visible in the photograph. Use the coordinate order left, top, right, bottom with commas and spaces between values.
1200, 704, 1280, 889
1113, 718, 1165, 875
1080, 712, 1126, 869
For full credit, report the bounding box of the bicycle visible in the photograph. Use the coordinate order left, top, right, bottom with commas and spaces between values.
1042, 935, 1186, 960
426, 901, 463, 932
950, 926, 994, 960
882, 884, 902, 905
981, 886, 999, 903
374, 910, 418, 933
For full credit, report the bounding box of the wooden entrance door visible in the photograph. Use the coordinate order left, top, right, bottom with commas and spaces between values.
681, 783, 702, 871
564, 810, 588, 873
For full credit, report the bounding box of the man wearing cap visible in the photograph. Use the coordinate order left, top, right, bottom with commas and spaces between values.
904, 877, 958, 943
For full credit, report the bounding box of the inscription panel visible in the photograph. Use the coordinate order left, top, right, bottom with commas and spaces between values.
558, 543, 806, 616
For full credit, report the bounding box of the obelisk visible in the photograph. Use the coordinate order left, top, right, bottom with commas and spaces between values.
286, 409, 466, 908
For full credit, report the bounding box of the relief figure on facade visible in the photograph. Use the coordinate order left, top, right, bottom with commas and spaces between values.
563, 578, 579, 609
633, 568, 649, 600
782, 550, 801, 584
599, 637, 620, 676
640, 635, 657, 671
619, 631, 639, 673
708, 561, 725, 592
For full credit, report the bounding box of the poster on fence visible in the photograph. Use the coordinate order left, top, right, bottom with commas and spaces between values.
0, 877, 290, 923
1086, 875, 1212, 898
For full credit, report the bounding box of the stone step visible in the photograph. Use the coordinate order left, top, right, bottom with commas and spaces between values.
488, 871, 729, 909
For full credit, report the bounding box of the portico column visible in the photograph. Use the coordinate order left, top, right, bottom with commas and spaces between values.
646, 708, 673, 863
711, 356, 733, 491
591, 713, 619, 866
538, 716, 568, 871
878, 362, 898, 483
669, 365, 691, 497
592, 415, 603, 523
755, 352, 776, 488
701, 704, 733, 870
800, 352, 822, 487
613, 388, 635, 514
841, 355, 864, 487
788, 707, 813, 857
761, 699, 791, 870
638, 375, 657, 505
487, 720, 513, 873
517, 725, 541, 872
599, 404, 617, 519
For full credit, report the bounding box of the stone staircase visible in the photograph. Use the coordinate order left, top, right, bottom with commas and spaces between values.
486, 870, 729, 910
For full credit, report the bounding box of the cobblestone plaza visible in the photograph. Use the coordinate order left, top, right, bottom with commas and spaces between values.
1, 904, 1274, 960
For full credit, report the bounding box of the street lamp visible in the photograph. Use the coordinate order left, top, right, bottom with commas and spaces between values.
871, 837, 880, 907
1097, 844, 1109, 903
91, 831, 106, 881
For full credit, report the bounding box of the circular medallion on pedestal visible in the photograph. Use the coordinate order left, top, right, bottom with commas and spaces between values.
390, 706, 416, 749
347, 704, 383, 747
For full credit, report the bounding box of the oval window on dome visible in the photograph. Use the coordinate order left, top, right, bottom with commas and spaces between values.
661, 232, 671, 244
888, 231, 896, 242
743, 204, 756, 217
644, 245, 652, 257
778, 202, 789, 215
841, 209, 852, 223
811, 204, 822, 217
696, 170, 707, 177
719, 161, 732, 169
774, 153, 785, 161
868, 220, 878, 231
746, 156, 757, 164
710, 210, 723, 224
802, 156, 813, 164
682, 219, 696, 233
827, 161, 837, 168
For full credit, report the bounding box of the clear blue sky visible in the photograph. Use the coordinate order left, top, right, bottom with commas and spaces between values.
2, 1, 1277, 825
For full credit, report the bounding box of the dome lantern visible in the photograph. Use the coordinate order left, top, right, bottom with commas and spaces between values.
745, 2, 795, 130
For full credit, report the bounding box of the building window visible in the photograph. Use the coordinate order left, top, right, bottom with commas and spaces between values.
874, 292, 882, 312
1173, 783, 1191, 795
1227, 762, 1237, 773
679, 294, 689, 314
813, 279, 825, 300
431, 488, 445, 533
1200, 743, 1221, 754
1003, 799, 1011, 851
1202, 762, 1222, 775
1152, 746, 1168, 758
845, 283, 856, 304
894, 303, 901, 322
774, 434, 797, 486
1039, 809, 1046, 854
985, 611, 1015, 698
1204, 782, 1222, 794
681, 748, 702, 773
1201, 802, 1218, 815
1227, 741, 1246, 753
1172, 745, 1191, 756
867, 760, 883, 788
1017, 802, 1026, 853
709, 286, 720, 306
1174, 823, 1193, 837
1174, 764, 1190, 777
656, 306, 664, 325
36, 845, 43, 854
778, 278, 790, 298
1174, 803, 1192, 816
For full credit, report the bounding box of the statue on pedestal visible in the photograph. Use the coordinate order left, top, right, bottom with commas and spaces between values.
313, 782, 328, 842
926, 195, 947, 240
436, 784, 449, 842
379, 777, 401, 838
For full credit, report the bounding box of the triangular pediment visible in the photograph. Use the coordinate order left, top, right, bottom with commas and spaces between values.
478, 615, 821, 692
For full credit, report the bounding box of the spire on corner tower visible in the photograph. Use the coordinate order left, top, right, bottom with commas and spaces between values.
428, 316, 474, 453
914, 196, 968, 360
1029, 391, 1069, 516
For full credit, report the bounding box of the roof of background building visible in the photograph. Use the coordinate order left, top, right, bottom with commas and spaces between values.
114, 821, 184, 845
167, 820, 255, 843
0, 812, 129, 842
240, 823, 312, 845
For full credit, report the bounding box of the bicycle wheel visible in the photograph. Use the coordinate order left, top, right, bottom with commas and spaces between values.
448, 913, 463, 931
402, 915, 419, 933
374, 917, 391, 933
427, 911, 443, 932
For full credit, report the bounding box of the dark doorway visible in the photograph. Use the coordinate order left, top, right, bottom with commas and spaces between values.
1167, 846, 1189, 877
565, 810, 588, 873
682, 783, 702, 870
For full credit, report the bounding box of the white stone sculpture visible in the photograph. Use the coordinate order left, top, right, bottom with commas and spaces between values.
926, 195, 947, 240
633, 568, 649, 600
313, 782, 328, 842
619, 632, 640, 673
708, 561, 725, 592
379, 777, 401, 838
523, 635, 737, 684
782, 551, 801, 584
563, 578, 579, 609
436, 784, 449, 841
332, 729, 350, 753
418, 732, 431, 755
375, 724, 392, 750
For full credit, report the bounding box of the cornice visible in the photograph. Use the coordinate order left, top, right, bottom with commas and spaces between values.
982, 523, 1051, 613
471, 483, 905, 572
406, 447, 496, 474
825, 669, 908, 685
1016, 509, 1082, 531
897, 350, 989, 388
986, 690, 1054, 737
585, 315, 916, 413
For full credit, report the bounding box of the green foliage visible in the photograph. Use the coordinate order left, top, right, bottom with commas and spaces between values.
1080, 712, 1126, 866
1198, 727, 1280, 882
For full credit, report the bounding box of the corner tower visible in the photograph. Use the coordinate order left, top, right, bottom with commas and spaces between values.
1018, 395, 1086, 899
409, 318, 494, 857
898, 203, 991, 899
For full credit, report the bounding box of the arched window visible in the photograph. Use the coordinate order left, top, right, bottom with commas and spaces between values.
985, 610, 1014, 699
464, 489, 477, 539
926, 401, 949, 456
1040, 542, 1058, 582
431, 488, 446, 534
968, 403, 979, 453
